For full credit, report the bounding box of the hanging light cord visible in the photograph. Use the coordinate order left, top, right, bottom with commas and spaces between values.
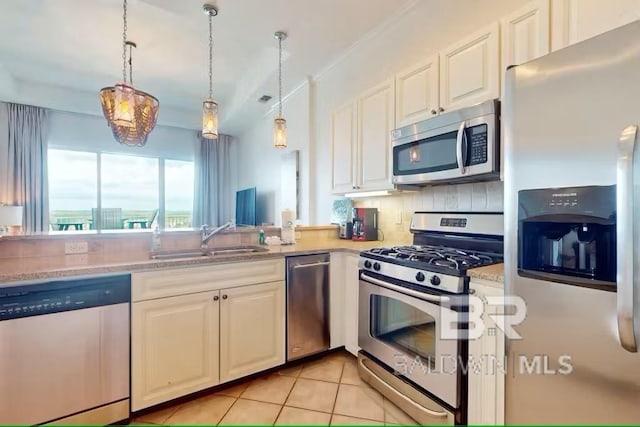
122, 0, 128, 83
128, 43, 133, 85
208, 11, 213, 99
278, 35, 283, 117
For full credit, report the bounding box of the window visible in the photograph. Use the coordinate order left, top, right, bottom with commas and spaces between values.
48, 149, 97, 231
48, 149, 194, 231
165, 160, 194, 228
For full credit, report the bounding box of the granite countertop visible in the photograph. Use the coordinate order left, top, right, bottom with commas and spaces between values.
0, 239, 504, 286
0, 239, 402, 284
467, 263, 504, 284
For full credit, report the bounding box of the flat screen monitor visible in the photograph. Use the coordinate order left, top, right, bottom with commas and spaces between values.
235, 187, 256, 226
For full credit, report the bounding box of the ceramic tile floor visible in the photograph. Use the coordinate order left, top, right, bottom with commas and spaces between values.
131, 351, 419, 425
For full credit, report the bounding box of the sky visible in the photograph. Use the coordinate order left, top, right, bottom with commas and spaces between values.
48, 149, 194, 212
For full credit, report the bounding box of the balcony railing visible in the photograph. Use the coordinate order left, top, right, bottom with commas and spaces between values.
50, 210, 192, 231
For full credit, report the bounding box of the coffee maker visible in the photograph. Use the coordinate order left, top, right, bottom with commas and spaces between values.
352, 208, 378, 241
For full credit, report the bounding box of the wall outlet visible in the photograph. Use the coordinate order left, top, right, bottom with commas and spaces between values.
65, 241, 88, 254
295, 231, 302, 240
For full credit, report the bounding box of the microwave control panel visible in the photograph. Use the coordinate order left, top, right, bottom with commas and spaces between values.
468, 124, 488, 165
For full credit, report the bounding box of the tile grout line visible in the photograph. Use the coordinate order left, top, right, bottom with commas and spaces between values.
271, 370, 300, 425
328, 358, 346, 424
215, 396, 239, 426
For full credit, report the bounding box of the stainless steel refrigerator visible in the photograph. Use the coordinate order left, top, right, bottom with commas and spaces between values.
504, 21, 640, 423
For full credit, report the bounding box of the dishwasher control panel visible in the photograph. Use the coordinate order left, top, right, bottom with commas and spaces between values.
0, 274, 130, 321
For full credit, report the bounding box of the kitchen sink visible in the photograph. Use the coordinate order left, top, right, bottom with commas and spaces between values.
150, 245, 268, 260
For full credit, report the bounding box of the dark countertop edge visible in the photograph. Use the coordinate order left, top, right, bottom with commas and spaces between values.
0, 247, 362, 284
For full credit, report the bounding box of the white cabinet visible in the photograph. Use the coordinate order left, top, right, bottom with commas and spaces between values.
343, 253, 360, 356
132, 291, 220, 411
132, 260, 286, 411
395, 55, 440, 127
331, 101, 357, 194
551, 0, 640, 51
439, 23, 501, 112
329, 253, 345, 349
501, 0, 550, 94
357, 79, 395, 191
331, 80, 394, 194
467, 279, 505, 425
328, 252, 360, 355
219, 281, 285, 382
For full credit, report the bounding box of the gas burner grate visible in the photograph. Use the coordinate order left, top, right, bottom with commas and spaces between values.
364, 245, 501, 272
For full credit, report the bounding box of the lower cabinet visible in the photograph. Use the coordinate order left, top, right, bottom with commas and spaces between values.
343, 253, 360, 356
132, 291, 220, 411
131, 260, 286, 411
328, 252, 360, 356
467, 279, 505, 425
219, 281, 285, 383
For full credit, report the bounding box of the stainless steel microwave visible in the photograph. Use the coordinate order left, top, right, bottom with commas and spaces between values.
391, 99, 499, 186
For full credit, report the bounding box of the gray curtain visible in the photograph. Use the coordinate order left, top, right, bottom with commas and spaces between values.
193, 133, 233, 227
0, 103, 49, 232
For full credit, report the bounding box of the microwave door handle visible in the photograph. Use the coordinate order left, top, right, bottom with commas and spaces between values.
616, 124, 639, 353
456, 121, 466, 175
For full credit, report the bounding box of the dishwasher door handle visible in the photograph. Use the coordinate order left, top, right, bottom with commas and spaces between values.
292, 261, 331, 270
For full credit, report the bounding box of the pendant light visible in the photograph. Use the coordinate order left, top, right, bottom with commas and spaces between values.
202, 4, 219, 139
274, 31, 287, 148
99, 0, 160, 147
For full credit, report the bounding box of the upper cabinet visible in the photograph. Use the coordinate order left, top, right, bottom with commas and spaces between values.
331, 79, 394, 194
439, 23, 501, 112
395, 55, 439, 127
330, 101, 358, 194
357, 79, 395, 191
501, 0, 550, 92
551, 0, 640, 51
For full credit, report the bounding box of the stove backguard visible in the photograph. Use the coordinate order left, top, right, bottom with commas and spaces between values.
518, 185, 616, 290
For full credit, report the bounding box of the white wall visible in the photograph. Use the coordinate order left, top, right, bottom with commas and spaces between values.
48, 110, 197, 161
234, 81, 311, 226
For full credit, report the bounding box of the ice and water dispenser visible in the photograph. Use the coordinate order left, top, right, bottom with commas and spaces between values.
518, 185, 616, 289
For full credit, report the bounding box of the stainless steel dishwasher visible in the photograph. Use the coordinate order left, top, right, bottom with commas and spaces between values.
286, 254, 330, 360
0, 274, 130, 425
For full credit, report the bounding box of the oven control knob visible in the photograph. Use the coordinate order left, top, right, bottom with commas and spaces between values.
416, 272, 425, 282
364, 260, 372, 269
430, 275, 441, 286
373, 262, 381, 271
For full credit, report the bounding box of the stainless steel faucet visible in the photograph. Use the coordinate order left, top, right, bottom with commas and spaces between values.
201, 222, 234, 249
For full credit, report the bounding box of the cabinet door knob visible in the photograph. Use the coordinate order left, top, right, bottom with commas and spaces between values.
439, 107, 445, 112
213, 295, 219, 301
430, 109, 437, 115
222, 295, 228, 300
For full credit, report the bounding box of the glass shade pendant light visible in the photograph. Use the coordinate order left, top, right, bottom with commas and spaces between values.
99, 0, 160, 146
202, 4, 219, 139
274, 31, 287, 148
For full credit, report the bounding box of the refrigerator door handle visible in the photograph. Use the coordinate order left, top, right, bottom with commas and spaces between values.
456, 121, 467, 175
616, 125, 639, 353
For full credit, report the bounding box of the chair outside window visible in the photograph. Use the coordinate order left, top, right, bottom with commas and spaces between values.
90, 208, 124, 230
124, 208, 159, 229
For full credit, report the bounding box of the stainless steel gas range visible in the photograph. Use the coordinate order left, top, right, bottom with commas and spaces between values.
357, 212, 503, 425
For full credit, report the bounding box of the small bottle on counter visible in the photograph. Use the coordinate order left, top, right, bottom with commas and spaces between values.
259, 229, 266, 245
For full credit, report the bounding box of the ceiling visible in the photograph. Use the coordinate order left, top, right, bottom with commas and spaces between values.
0, 0, 413, 134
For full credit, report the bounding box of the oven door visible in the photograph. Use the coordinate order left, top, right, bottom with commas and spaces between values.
392, 115, 497, 185
358, 272, 461, 408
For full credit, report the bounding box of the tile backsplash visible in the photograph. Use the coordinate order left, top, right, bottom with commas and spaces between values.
353, 181, 504, 241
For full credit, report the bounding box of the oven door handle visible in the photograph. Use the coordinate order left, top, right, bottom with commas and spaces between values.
616, 124, 639, 353
456, 121, 467, 175
360, 273, 450, 303
358, 356, 451, 420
